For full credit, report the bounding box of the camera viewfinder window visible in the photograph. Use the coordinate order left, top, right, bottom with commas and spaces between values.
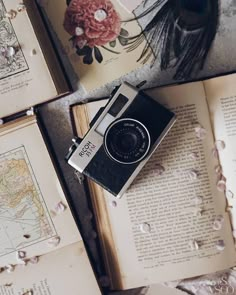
108, 94, 128, 117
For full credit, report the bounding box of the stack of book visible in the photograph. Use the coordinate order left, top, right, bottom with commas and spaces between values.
1, 0, 236, 294
0, 0, 101, 294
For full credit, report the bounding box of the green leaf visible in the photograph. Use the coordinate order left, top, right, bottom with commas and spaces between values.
109, 40, 116, 48
118, 36, 128, 46
120, 28, 129, 37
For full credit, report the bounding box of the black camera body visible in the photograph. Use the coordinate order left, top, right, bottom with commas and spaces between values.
66, 82, 176, 198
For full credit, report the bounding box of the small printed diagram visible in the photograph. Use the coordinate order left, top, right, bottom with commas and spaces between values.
0, 0, 28, 80
0, 147, 56, 256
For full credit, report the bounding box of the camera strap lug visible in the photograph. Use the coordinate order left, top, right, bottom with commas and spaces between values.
74, 170, 85, 184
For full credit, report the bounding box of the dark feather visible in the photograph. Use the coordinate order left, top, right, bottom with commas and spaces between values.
125, 0, 219, 80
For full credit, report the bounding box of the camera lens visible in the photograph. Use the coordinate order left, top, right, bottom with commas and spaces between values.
104, 118, 151, 164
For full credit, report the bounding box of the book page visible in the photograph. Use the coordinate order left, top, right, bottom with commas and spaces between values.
78, 82, 236, 289
144, 285, 188, 295
204, 74, 236, 228
0, 116, 80, 268
0, 0, 59, 118
41, 0, 148, 91
0, 241, 101, 295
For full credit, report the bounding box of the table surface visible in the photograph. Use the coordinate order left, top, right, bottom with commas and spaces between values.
38, 1, 236, 294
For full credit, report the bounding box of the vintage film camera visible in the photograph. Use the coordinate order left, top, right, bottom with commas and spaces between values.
66, 82, 176, 198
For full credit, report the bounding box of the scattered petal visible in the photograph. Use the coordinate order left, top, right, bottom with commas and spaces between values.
94, 9, 107, 21
54, 201, 66, 214
217, 180, 226, 192
109, 200, 117, 208
193, 208, 204, 217
139, 222, 151, 233
6, 46, 15, 57
17, 3, 26, 12
226, 190, 234, 199
212, 148, 219, 159
195, 125, 207, 140
154, 164, 165, 176
213, 215, 224, 231
30, 49, 37, 56
5, 10, 17, 19
221, 175, 227, 182
75, 27, 84, 36
226, 206, 233, 213
26, 107, 34, 116
29, 256, 39, 264
5, 264, 14, 273
187, 169, 199, 181
188, 240, 199, 251
193, 196, 203, 205
17, 251, 26, 260
215, 165, 222, 175
0, 118, 4, 125
216, 240, 225, 251
188, 152, 199, 160
47, 236, 60, 247
215, 140, 226, 151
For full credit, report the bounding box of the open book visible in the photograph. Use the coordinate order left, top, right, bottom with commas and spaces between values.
40, 0, 149, 92
72, 73, 236, 290
0, 115, 101, 295
0, 0, 69, 118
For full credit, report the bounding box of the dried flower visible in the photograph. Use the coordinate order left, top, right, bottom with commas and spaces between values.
63, 0, 121, 48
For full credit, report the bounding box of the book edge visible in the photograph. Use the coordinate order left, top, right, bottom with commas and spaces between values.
24, 0, 70, 97
72, 104, 124, 289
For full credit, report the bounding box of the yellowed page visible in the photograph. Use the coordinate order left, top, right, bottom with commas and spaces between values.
0, 116, 80, 268
204, 74, 236, 228
0, 241, 101, 295
0, 0, 58, 118
145, 285, 187, 295
41, 0, 147, 91
83, 83, 236, 289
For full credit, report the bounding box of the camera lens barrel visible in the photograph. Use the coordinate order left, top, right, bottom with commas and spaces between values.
104, 118, 151, 164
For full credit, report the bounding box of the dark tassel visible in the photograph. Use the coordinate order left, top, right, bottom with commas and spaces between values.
125, 0, 219, 80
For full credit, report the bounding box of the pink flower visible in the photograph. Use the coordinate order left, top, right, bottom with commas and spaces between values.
63, 0, 121, 48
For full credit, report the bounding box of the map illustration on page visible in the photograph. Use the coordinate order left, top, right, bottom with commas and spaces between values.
0, 146, 56, 257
